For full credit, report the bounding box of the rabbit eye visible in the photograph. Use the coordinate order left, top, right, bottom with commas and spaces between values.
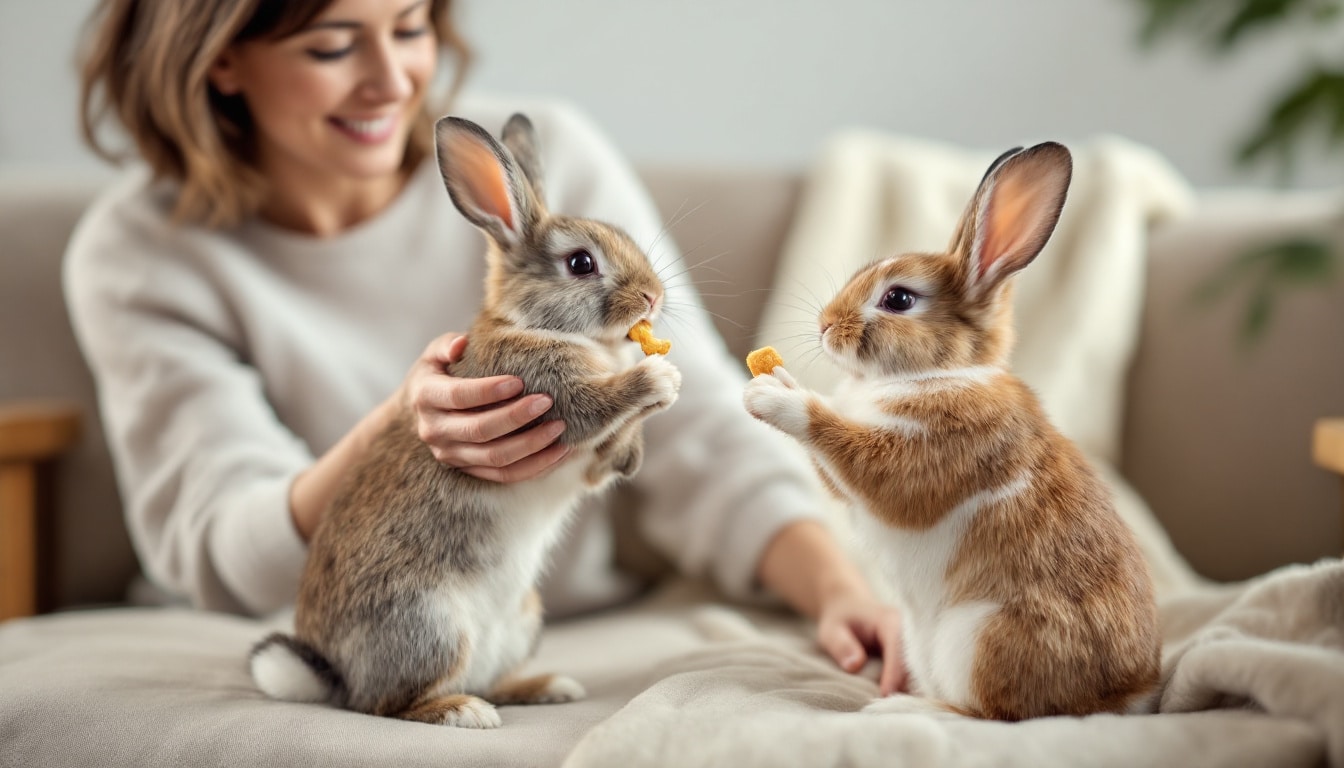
881, 287, 917, 313
566, 250, 597, 276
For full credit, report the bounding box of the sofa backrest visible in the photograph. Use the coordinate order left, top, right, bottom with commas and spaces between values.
2, 169, 1341, 609
0, 173, 136, 608
1122, 190, 1344, 580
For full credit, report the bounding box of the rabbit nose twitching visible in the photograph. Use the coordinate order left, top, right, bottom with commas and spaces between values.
643, 292, 658, 314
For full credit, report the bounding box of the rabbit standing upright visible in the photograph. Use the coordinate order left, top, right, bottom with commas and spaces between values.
743, 142, 1159, 721
249, 113, 681, 728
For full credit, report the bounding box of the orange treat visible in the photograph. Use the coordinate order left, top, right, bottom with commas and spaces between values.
628, 319, 671, 356
746, 346, 784, 377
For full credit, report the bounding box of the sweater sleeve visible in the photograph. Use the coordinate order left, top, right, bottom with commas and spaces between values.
63, 182, 313, 616
534, 103, 828, 601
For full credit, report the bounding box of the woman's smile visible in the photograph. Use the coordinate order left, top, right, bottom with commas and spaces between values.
329, 113, 400, 145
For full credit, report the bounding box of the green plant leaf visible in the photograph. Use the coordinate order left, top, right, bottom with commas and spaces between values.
1218, 0, 1312, 49
1133, 0, 1337, 51
1240, 281, 1276, 345
1236, 67, 1344, 174
1132, 0, 1344, 348
1136, 0, 1197, 46
1266, 237, 1336, 282
1313, 0, 1343, 22
1192, 243, 1277, 305
1191, 236, 1339, 349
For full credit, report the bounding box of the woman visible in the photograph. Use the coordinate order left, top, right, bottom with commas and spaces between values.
70, 0, 907, 696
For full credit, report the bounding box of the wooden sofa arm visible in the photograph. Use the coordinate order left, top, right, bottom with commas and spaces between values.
1315, 419, 1344, 475
1314, 419, 1344, 554
0, 401, 81, 621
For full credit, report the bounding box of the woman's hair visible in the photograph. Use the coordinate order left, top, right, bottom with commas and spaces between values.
79, 0, 471, 227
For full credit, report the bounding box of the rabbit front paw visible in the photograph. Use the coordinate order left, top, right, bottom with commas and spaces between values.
610, 438, 643, 478
744, 371, 810, 438
635, 354, 682, 413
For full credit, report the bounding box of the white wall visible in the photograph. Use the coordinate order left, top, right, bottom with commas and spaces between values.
2, 0, 1340, 189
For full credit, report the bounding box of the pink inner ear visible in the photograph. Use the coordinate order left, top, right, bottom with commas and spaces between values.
977, 173, 1050, 280
453, 138, 513, 230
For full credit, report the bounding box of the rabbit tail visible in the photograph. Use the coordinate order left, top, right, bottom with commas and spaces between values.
249, 632, 345, 706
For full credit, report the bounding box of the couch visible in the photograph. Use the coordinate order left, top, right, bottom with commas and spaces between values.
2, 149, 1343, 766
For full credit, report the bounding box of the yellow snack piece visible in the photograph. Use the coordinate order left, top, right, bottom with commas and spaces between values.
628, 319, 671, 356
746, 346, 784, 377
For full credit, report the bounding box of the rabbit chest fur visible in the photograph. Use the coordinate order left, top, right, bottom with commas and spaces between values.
829, 371, 1025, 708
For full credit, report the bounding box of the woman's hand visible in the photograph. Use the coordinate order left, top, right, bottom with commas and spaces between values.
757, 520, 909, 696
817, 588, 909, 697
403, 333, 570, 483
289, 332, 570, 541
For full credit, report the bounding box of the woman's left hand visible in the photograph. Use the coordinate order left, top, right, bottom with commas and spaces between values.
817, 590, 909, 697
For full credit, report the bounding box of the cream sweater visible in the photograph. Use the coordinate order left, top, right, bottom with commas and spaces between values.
63, 97, 822, 618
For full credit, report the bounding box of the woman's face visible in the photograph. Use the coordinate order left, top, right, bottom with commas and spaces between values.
211, 0, 438, 188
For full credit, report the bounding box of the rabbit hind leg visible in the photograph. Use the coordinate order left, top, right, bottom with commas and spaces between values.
395, 693, 501, 728
487, 673, 587, 705
483, 591, 586, 706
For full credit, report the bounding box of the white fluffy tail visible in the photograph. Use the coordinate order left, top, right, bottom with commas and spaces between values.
249, 633, 342, 704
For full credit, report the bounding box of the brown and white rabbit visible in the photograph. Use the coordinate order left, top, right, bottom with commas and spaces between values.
743, 142, 1159, 721
248, 113, 681, 728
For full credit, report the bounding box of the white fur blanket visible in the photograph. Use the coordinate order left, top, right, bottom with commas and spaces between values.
562, 133, 1344, 767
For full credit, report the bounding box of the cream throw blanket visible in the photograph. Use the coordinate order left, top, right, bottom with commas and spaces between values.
562, 133, 1344, 767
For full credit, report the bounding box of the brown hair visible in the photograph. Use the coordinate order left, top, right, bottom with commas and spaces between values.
79, 0, 471, 228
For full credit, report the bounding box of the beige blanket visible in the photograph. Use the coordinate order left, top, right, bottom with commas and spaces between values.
563, 564, 1342, 768
561, 132, 1344, 767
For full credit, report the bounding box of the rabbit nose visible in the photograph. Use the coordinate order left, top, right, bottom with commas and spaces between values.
643, 292, 658, 313
820, 322, 833, 336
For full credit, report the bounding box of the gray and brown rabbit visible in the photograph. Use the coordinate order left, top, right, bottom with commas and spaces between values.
249, 113, 681, 728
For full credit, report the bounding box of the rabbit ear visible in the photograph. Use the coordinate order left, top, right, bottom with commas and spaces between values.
434, 116, 538, 247
501, 113, 546, 206
979, 146, 1024, 186
954, 142, 1072, 298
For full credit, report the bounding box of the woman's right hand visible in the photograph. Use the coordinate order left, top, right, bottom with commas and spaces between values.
402, 333, 571, 483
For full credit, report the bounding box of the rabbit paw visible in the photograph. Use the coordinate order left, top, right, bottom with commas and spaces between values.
444, 697, 503, 728
611, 439, 643, 478
744, 371, 809, 438
404, 695, 502, 728
489, 674, 587, 706
636, 354, 682, 413
860, 694, 963, 720
528, 675, 587, 704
